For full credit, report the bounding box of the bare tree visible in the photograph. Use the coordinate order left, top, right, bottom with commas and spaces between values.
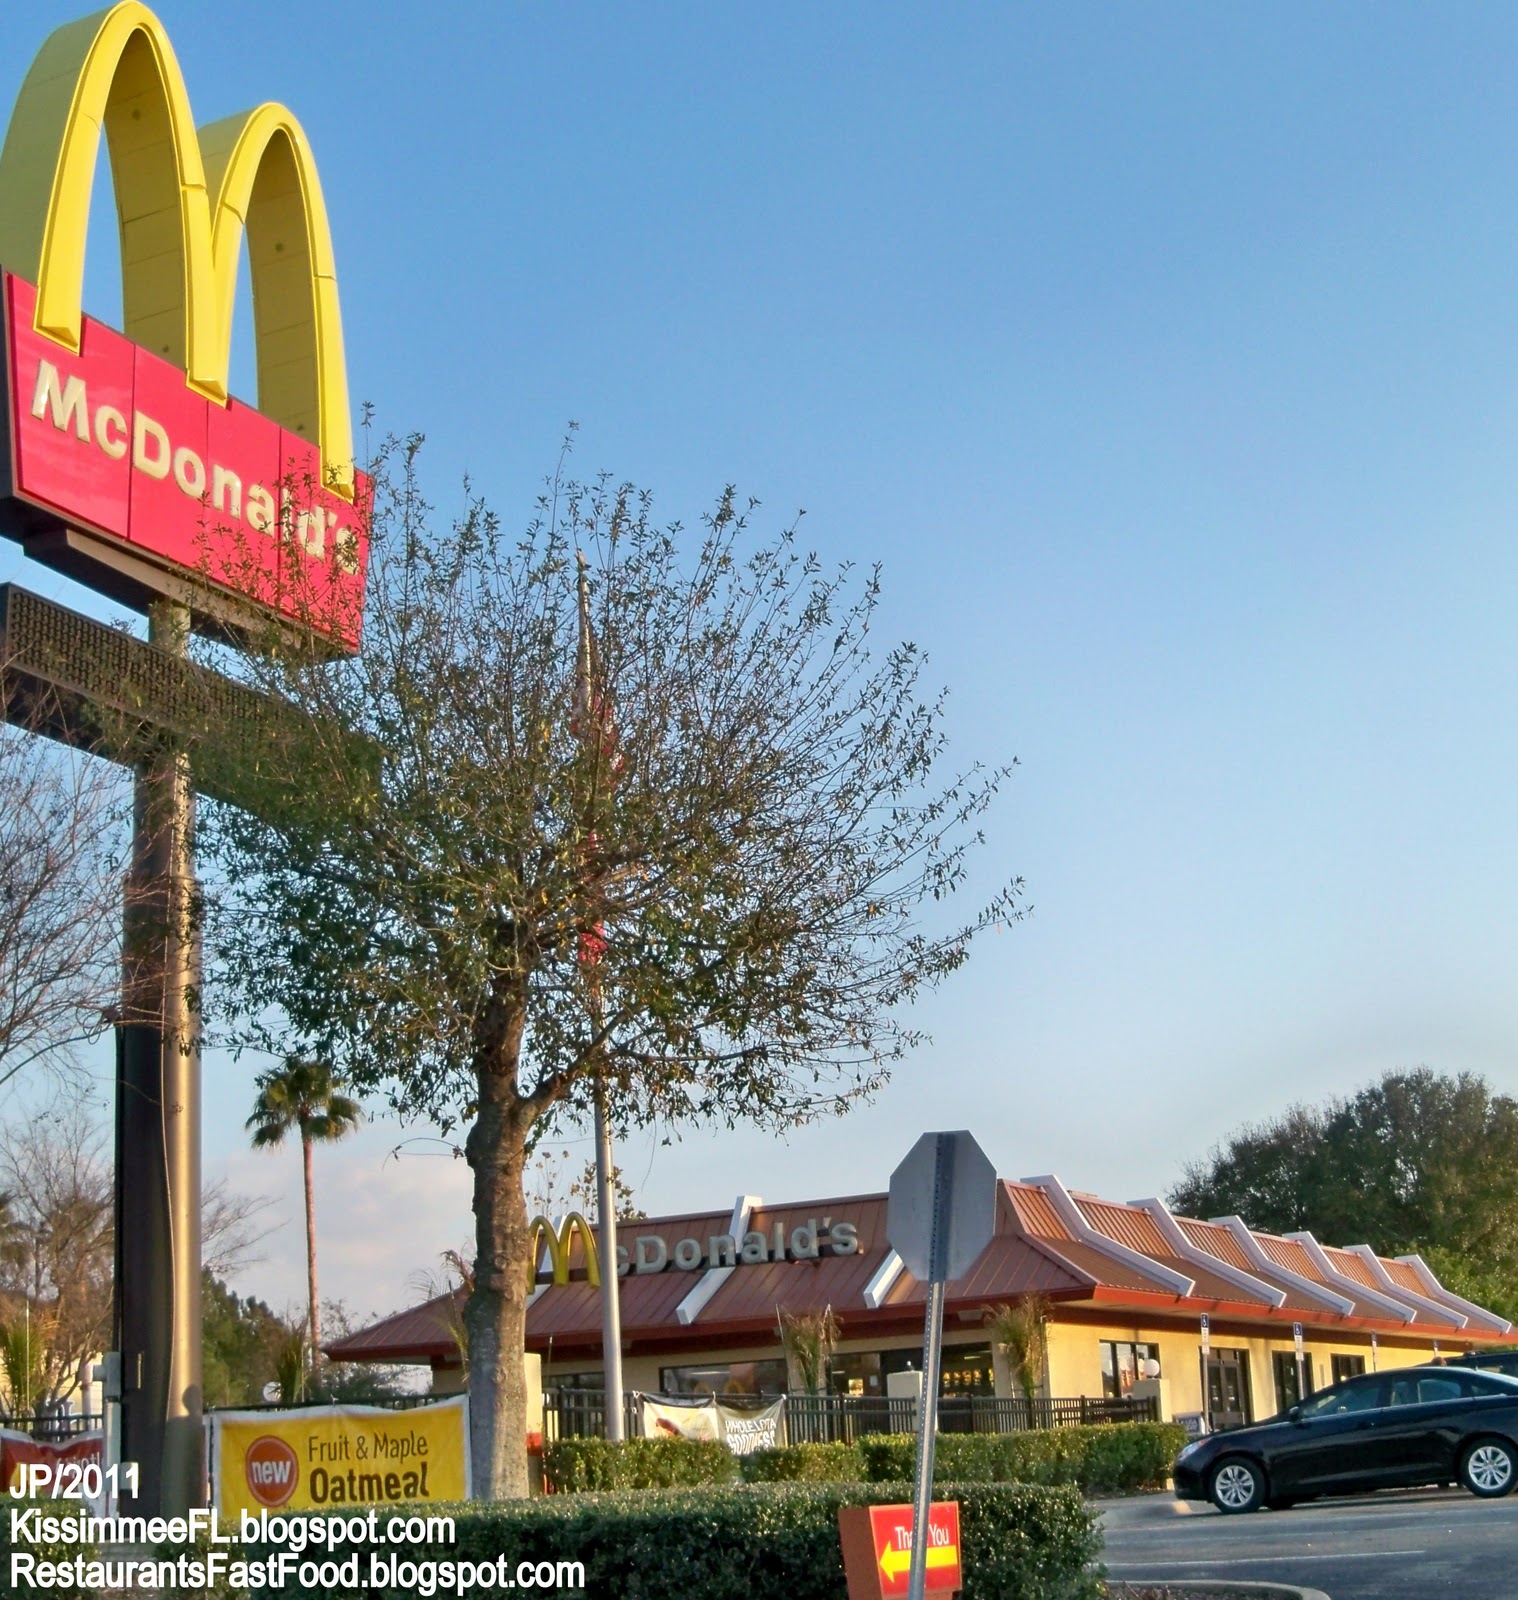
0, 1105, 111, 1410
0, 1106, 277, 1414
0, 720, 126, 1093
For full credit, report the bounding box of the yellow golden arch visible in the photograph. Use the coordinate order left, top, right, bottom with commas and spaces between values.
528, 1213, 602, 1288
0, 2, 353, 498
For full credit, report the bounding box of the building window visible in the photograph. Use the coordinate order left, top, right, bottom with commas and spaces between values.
659, 1360, 787, 1397
1331, 1354, 1367, 1384
546, 1370, 605, 1393
1101, 1341, 1161, 1399
824, 1347, 993, 1398
938, 1344, 995, 1397
1273, 1349, 1314, 1412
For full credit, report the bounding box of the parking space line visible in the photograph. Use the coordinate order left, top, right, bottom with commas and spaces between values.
1106, 1549, 1426, 1568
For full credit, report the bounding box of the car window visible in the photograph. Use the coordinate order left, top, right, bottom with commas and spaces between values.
1298, 1378, 1385, 1417
1468, 1356, 1518, 1379
1390, 1375, 1463, 1405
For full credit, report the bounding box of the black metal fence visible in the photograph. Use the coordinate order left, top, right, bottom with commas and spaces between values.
0, 1411, 103, 1441
542, 1389, 1158, 1445
542, 1388, 642, 1442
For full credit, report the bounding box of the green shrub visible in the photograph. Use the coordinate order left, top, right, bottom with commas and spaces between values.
542, 1435, 737, 1491
858, 1422, 1187, 1493
0, 1499, 98, 1600
247, 1480, 1101, 1600
739, 1442, 865, 1482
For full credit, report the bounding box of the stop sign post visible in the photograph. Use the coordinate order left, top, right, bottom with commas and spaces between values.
887, 1131, 996, 1600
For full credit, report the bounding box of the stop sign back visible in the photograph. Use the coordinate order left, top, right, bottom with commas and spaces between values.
887, 1130, 996, 1283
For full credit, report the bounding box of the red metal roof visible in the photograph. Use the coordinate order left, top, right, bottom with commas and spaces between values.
329, 1178, 1506, 1365
1174, 1219, 1328, 1314
1324, 1247, 1381, 1291
1256, 1235, 1320, 1278
1385, 1259, 1433, 1295
886, 1234, 1096, 1309
326, 1290, 461, 1363
1076, 1198, 1170, 1256
1005, 1182, 1073, 1239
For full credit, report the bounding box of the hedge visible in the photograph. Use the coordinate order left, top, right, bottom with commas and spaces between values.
858, 1422, 1188, 1494
545, 1419, 1185, 1496
542, 1435, 737, 1491
0, 1499, 96, 1600
739, 1442, 866, 1483
246, 1480, 1102, 1600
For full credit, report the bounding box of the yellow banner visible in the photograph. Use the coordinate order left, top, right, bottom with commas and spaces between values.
210, 1398, 469, 1518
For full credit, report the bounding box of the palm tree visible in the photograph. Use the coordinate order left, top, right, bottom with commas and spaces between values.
246, 1059, 362, 1380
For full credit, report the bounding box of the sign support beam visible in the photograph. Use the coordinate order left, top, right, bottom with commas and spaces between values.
114, 598, 203, 1517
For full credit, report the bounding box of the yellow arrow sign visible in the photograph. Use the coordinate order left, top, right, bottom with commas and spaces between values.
878, 1541, 959, 1580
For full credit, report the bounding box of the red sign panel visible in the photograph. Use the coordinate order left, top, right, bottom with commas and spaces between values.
1, 1430, 102, 1494
1, 269, 368, 651
839, 1501, 962, 1598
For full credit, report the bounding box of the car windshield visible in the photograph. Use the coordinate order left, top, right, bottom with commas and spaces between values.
1295, 1378, 1383, 1418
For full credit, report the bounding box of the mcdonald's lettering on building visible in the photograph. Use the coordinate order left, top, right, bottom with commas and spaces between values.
0, 3, 368, 652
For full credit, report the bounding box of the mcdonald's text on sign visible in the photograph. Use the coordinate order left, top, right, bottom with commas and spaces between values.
2, 271, 369, 648
0, 3, 367, 651
838, 1502, 962, 1599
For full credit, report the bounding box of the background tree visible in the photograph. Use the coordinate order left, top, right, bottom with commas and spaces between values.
198, 451, 1020, 1496
246, 1058, 363, 1379
202, 1274, 285, 1408
526, 1146, 642, 1223
0, 721, 125, 1094
988, 1294, 1050, 1403
1169, 1068, 1518, 1320
778, 1307, 842, 1396
0, 1102, 272, 1414
0, 1106, 111, 1410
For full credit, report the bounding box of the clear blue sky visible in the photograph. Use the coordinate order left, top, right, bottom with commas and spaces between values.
6, 2, 1518, 1323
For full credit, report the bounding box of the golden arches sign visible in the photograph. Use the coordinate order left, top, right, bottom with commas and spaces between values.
528, 1213, 602, 1289
0, 1, 352, 498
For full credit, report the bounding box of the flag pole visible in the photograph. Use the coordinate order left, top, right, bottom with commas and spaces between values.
577, 555, 625, 1442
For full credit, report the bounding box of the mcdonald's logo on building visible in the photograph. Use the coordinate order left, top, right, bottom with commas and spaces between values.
529, 1214, 602, 1288
0, 3, 367, 651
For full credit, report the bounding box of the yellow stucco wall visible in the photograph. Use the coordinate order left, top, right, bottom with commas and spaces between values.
1045, 1318, 1451, 1422
546, 1320, 1458, 1419
547, 1332, 998, 1397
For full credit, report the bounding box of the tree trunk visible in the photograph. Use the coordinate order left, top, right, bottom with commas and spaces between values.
464, 1058, 532, 1499
302, 1129, 321, 1378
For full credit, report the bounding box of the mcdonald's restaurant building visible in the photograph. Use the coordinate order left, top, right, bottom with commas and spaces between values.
329, 1173, 1513, 1431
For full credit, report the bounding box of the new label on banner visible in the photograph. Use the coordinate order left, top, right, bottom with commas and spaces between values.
210, 1398, 469, 1518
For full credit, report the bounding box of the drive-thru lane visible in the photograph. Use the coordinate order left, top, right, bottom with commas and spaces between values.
1099, 1486, 1518, 1598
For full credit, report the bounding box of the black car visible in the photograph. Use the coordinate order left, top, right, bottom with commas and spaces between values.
1172, 1366, 1518, 1513
1433, 1348, 1518, 1381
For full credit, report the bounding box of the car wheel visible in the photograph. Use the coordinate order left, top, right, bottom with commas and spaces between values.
1209, 1456, 1265, 1514
1459, 1438, 1517, 1499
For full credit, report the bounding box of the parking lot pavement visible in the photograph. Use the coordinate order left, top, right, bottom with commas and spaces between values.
1098, 1487, 1518, 1599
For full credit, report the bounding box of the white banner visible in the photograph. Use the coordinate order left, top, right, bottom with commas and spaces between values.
637, 1395, 784, 1453
718, 1399, 783, 1454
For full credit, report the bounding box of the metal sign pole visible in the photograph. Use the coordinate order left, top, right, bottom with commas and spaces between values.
115, 600, 203, 1517
908, 1133, 956, 1600
909, 1277, 946, 1600
886, 1128, 994, 1600
1200, 1314, 1211, 1433
593, 1077, 625, 1441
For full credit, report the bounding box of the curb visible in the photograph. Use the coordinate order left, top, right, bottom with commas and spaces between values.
1106, 1584, 1331, 1600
